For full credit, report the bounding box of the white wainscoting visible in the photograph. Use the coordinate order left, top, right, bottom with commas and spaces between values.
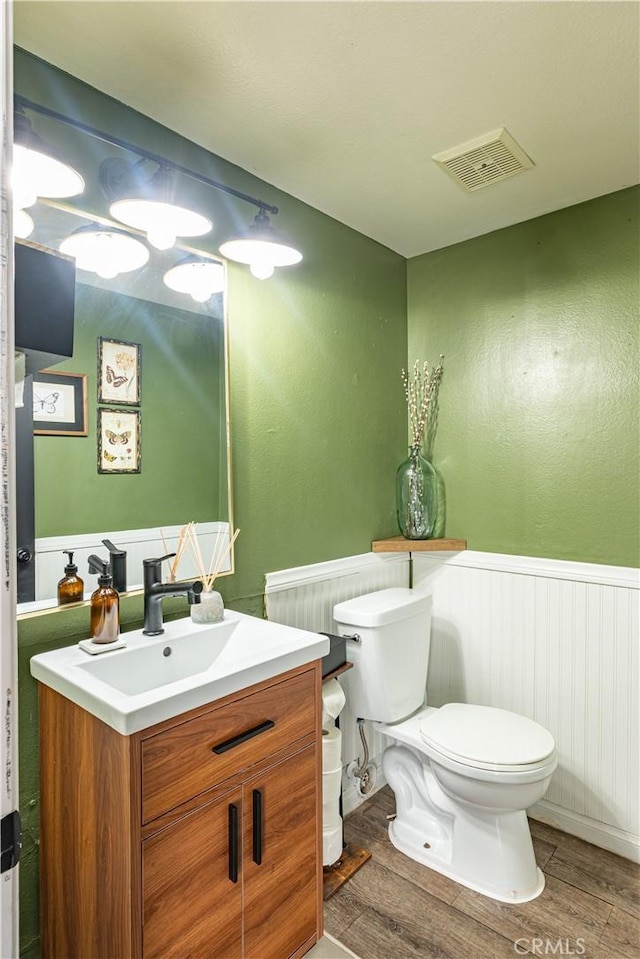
20, 521, 231, 613
265, 549, 640, 862
414, 551, 640, 862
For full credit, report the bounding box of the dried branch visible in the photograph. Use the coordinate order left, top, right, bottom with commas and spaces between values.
401, 355, 444, 450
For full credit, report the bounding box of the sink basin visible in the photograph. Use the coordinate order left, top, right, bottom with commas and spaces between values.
77, 627, 234, 696
30, 610, 329, 735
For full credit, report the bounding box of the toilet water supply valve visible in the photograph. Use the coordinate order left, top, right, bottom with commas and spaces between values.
348, 718, 377, 797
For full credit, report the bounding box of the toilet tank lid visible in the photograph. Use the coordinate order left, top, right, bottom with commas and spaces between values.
333, 588, 431, 628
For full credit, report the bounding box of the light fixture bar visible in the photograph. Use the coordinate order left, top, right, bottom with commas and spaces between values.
14, 95, 279, 216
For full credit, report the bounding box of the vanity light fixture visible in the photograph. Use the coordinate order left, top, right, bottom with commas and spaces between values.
15, 95, 304, 281
13, 108, 84, 210
101, 158, 212, 251
60, 224, 149, 280
163, 255, 225, 303
219, 209, 303, 280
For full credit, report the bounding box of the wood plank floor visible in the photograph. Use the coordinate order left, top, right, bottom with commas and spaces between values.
324, 787, 640, 959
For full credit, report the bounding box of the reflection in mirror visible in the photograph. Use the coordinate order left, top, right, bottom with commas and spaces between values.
15, 124, 232, 615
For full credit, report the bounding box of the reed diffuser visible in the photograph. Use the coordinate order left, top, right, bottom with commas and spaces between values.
187, 523, 240, 624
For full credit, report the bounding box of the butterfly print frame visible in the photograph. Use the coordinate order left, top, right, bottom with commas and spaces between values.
97, 408, 141, 474
32, 371, 88, 436
98, 337, 141, 406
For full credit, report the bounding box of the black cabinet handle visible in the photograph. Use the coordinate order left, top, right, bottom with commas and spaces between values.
252, 789, 263, 866
212, 719, 275, 755
228, 803, 239, 883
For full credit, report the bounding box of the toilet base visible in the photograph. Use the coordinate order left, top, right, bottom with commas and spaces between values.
387, 814, 546, 904
382, 743, 548, 903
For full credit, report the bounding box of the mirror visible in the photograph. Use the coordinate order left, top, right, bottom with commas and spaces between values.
15, 116, 232, 615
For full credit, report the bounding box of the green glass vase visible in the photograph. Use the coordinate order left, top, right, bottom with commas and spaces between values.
396, 445, 437, 539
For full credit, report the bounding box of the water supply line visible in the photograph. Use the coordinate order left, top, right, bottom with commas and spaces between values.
349, 718, 377, 797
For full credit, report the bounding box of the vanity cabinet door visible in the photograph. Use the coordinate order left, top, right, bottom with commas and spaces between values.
243, 744, 319, 959
143, 786, 243, 959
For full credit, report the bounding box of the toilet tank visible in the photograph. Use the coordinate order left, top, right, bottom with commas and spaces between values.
333, 587, 432, 723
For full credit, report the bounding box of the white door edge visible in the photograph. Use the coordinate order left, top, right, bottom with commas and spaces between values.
0, 3, 20, 955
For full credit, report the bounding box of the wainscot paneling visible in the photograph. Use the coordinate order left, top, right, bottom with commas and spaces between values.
265, 550, 639, 862
414, 551, 639, 862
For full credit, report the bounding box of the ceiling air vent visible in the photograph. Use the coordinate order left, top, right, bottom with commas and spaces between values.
432, 128, 534, 192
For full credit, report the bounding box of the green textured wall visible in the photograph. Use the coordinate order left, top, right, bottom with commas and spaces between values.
407, 187, 640, 568
15, 50, 408, 958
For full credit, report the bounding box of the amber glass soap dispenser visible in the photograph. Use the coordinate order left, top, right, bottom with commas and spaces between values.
57, 550, 84, 606
87, 554, 120, 644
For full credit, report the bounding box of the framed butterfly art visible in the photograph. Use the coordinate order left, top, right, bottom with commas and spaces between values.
98, 337, 141, 406
97, 408, 141, 473
32, 371, 88, 436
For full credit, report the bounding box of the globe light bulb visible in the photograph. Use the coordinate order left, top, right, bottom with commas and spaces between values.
14, 208, 34, 239
191, 288, 212, 304
250, 260, 275, 280
147, 225, 176, 251
96, 260, 120, 280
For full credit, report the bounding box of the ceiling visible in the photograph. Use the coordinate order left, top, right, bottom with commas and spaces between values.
13, 1, 640, 259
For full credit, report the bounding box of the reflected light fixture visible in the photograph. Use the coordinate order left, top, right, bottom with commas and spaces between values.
102, 159, 212, 251
13, 108, 84, 210
14, 208, 34, 240
163, 255, 224, 303
219, 210, 303, 280
60, 224, 149, 280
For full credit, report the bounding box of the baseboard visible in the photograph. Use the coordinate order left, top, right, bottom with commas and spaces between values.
528, 799, 640, 863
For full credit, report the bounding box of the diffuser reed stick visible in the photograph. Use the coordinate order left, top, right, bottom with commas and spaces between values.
209, 528, 240, 586
187, 524, 240, 592
160, 524, 192, 582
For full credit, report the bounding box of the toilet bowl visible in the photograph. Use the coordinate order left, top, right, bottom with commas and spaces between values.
333, 588, 557, 903
376, 703, 557, 902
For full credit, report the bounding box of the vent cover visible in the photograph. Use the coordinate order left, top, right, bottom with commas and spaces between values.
432, 128, 534, 192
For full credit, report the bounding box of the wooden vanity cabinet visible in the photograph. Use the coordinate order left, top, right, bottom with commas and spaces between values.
38, 661, 323, 959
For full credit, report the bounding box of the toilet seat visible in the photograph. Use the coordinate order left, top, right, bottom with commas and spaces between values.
419, 703, 555, 772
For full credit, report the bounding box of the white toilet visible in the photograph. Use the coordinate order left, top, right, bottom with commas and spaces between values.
333, 587, 557, 903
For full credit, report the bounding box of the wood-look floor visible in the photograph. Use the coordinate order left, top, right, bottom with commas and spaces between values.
324, 787, 640, 959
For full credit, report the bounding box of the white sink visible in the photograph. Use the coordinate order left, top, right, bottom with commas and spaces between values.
30, 610, 329, 735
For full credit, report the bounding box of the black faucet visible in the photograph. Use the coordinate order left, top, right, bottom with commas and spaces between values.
142, 553, 203, 636
102, 539, 127, 593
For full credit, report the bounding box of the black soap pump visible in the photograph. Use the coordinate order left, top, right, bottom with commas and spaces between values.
87, 554, 120, 644
57, 550, 84, 606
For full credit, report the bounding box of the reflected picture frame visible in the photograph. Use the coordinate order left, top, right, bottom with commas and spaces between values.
97, 408, 141, 474
98, 337, 141, 406
33, 370, 88, 436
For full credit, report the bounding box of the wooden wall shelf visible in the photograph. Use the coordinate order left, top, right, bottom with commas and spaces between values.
372, 536, 467, 553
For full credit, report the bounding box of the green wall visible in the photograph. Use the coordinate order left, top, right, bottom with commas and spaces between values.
15, 50, 408, 958
34, 283, 225, 535
407, 187, 640, 568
